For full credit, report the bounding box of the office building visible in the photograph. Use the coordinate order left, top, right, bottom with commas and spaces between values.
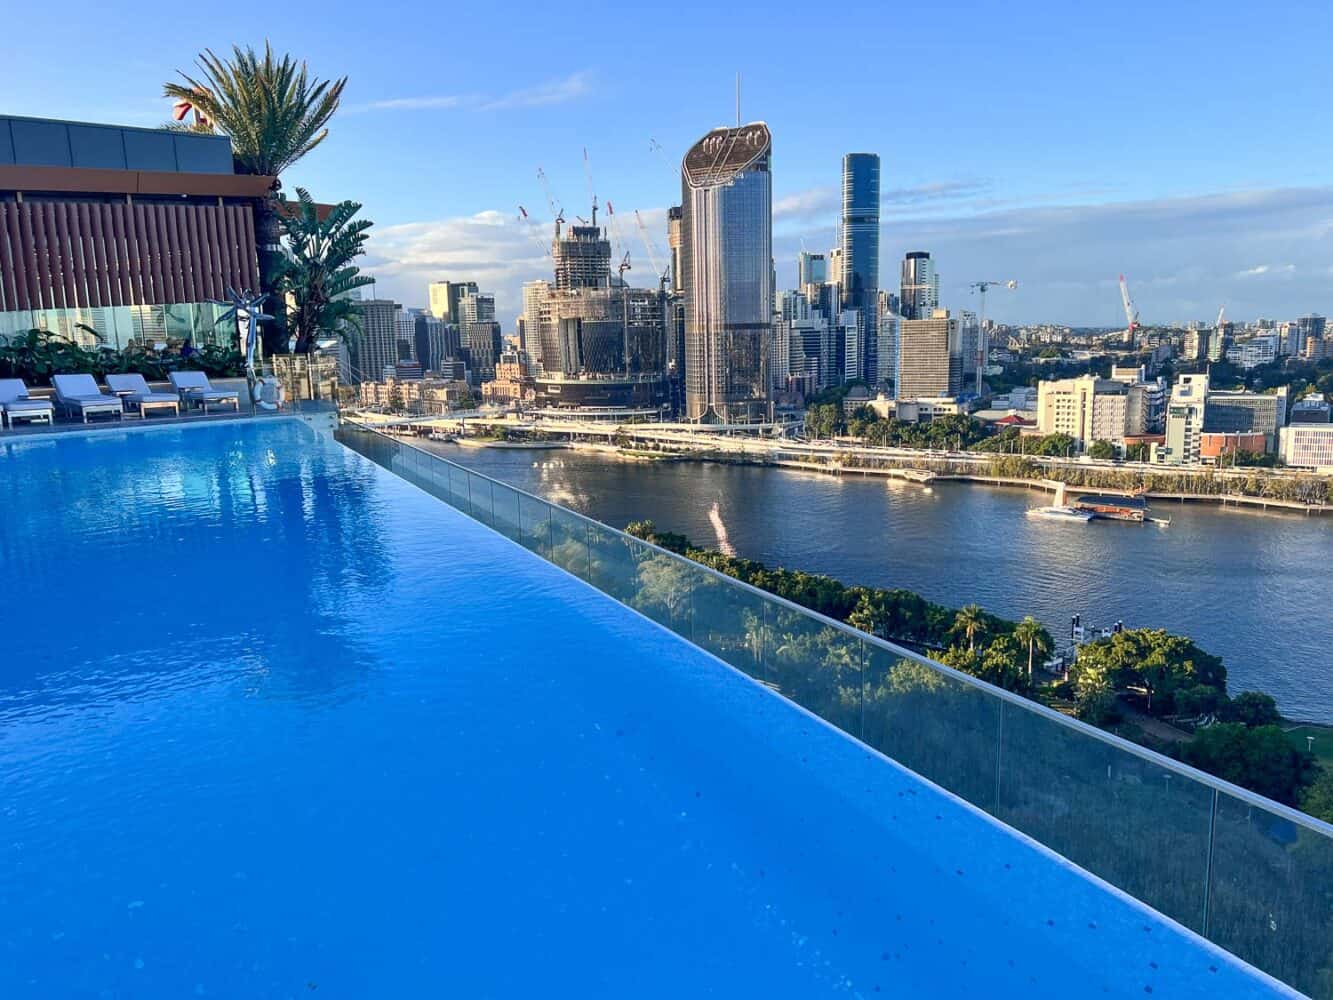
840, 153, 880, 383
1036, 375, 1145, 448
344, 300, 402, 385
1205, 385, 1287, 451
0, 114, 270, 347
900, 252, 939, 320
798, 250, 828, 289
412, 312, 460, 373
1297, 315, 1326, 354
680, 121, 773, 423
896, 310, 962, 399
875, 294, 900, 391
427, 280, 478, 324
1279, 424, 1333, 470
459, 290, 502, 380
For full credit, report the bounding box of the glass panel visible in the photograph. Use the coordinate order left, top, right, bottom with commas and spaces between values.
448, 464, 470, 510
428, 451, 452, 497
518, 493, 551, 558
625, 543, 694, 641
862, 644, 1001, 812
763, 605, 862, 735
548, 507, 590, 580
689, 568, 766, 682
586, 521, 643, 605
1208, 791, 1333, 997
467, 471, 494, 527
490, 480, 523, 542
996, 702, 1213, 932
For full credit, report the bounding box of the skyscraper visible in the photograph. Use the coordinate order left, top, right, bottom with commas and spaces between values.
680, 122, 774, 423
427, 281, 478, 323
840, 153, 881, 384
900, 252, 939, 320
798, 250, 828, 289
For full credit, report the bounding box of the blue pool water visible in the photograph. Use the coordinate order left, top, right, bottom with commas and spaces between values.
0, 420, 1289, 998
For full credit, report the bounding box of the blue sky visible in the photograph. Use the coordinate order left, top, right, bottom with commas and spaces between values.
7, 0, 1333, 327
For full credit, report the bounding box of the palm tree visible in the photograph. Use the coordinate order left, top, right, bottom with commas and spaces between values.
164, 44, 347, 354
1014, 616, 1053, 683
952, 604, 988, 654
278, 188, 375, 354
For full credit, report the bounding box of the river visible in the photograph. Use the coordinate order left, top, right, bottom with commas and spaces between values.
427, 441, 1333, 723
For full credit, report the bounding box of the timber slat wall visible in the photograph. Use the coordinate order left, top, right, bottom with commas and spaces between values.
0, 198, 258, 312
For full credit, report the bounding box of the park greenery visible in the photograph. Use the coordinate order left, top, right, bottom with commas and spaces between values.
622, 519, 1331, 821
0, 328, 243, 386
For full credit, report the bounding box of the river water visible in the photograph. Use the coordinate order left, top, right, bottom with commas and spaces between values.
430, 441, 1333, 723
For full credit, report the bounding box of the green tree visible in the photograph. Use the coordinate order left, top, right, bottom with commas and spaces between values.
1220, 691, 1281, 728
164, 44, 347, 354
278, 188, 375, 353
1013, 615, 1054, 683
1181, 723, 1317, 807
1069, 628, 1227, 716
1301, 768, 1333, 823
1087, 439, 1117, 460
951, 603, 988, 653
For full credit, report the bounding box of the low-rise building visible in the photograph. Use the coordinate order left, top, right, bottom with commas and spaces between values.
893, 396, 974, 423
358, 377, 470, 414
1199, 432, 1268, 463
481, 351, 535, 405
1290, 394, 1331, 424
1279, 424, 1333, 471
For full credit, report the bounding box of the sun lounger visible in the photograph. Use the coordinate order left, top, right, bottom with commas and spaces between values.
52, 374, 124, 423
105, 373, 181, 419
0, 379, 55, 428
168, 371, 241, 414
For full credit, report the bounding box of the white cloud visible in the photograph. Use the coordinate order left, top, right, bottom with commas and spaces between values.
480, 71, 594, 111
773, 186, 838, 222
349, 71, 593, 114
361, 186, 1333, 329
1236, 263, 1296, 278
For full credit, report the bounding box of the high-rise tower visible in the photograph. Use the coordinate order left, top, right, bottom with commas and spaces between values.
900, 251, 939, 320
840, 153, 880, 384
680, 122, 773, 424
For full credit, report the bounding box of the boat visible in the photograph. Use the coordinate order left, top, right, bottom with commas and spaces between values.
1027, 505, 1094, 523
1073, 493, 1148, 522
1027, 481, 1094, 523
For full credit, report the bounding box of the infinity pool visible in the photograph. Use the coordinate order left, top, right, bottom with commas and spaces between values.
0, 420, 1288, 997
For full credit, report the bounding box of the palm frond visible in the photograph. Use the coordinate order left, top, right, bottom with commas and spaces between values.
163, 43, 346, 177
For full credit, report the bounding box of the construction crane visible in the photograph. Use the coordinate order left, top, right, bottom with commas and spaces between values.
515, 206, 552, 258
648, 138, 676, 181
604, 200, 635, 267
536, 167, 564, 238
633, 209, 669, 287
617, 251, 633, 372
1119, 274, 1140, 346
968, 280, 1017, 396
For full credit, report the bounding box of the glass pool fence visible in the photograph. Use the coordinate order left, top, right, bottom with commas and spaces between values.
335, 420, 1333, 998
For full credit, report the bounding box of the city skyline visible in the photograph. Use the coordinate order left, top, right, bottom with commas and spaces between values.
8, 1, 1333, 324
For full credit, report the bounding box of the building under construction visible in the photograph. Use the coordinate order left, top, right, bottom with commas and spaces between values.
523, 213, 671, 413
